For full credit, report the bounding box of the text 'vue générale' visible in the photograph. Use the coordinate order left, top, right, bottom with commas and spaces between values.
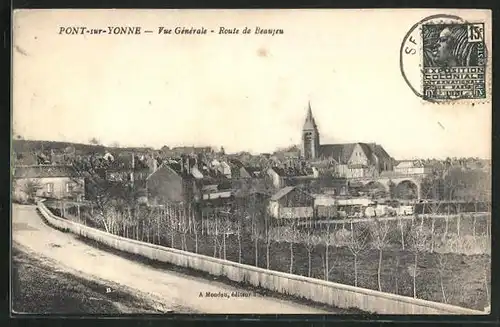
58, 26, 284, 36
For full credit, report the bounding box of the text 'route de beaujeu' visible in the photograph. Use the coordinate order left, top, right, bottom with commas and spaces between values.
58, 26, 284, 36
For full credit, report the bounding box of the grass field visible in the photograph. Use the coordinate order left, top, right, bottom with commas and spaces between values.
45, 202, 491, 311
11, 247, 162, 314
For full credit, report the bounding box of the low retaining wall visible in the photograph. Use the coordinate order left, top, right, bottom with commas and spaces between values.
36, 201, 484, 315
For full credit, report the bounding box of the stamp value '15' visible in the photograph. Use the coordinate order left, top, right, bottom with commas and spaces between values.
422, 22, 486, 101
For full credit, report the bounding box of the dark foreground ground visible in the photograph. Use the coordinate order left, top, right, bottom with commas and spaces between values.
11, 247, 163, 314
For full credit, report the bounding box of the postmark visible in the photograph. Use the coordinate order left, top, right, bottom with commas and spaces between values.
400, 14, 490, 104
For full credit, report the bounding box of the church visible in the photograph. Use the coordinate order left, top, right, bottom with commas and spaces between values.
301, 103, 394, 178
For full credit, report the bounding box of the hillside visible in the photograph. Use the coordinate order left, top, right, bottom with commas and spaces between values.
12, 139, 154, 155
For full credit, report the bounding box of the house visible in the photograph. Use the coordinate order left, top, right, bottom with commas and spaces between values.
13, 152, 38, 166
266, 165, 318, 189
268, 186, 315, 219
12, 165, 85, 202
50, 149, 75, 165
103, 152, 114, 162
267, 167, 285, 189
146, 157, 197, 205
228, 159, 261, 179
105, 153, 153, 186
170, 146, 214, 156
215, 161, 232, 178
147, 155, 228, 205
191, 155, 226, 180
314, 195, 374, 218
316, 177, 349, 196
394, 160, 434, 175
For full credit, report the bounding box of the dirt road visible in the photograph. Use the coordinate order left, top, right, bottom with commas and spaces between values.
12, 204, 334, 314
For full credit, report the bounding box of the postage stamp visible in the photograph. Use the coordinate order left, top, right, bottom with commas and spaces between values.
400, 13, 491, 104
421, 22, 486, 101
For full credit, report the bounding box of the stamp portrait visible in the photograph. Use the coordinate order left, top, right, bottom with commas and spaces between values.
421, 22, 486, 101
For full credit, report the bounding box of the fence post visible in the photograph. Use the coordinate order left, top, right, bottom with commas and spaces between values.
77, 202, 81, 223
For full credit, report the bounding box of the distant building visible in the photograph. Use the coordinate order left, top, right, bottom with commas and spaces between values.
268, 186, 315, 219
394, 160, 433, 175
215, 161, 232, 178
170, 146, 213, 155
105, 153, 154, 185
266, 165, 317, 189
146, 157, 197, 204
103, 152, 114, 162
146, 155, 229, 205
13, 152, 38, 166
300, 102, 394, 177
12, 165, 85, 201
228, 159, 261, 179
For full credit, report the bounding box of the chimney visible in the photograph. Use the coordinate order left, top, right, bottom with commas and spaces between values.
186, 156, 191, 175
180, 155, 185, 174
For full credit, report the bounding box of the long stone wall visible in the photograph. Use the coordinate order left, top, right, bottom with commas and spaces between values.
36, 201, 484, 315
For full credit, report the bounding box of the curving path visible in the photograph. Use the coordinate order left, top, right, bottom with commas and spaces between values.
12, 204, 335, 314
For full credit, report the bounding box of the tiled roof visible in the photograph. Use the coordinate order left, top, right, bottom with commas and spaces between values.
270, 186, 296, 201
368, 143, 392, 161
270, 166, 310, 177
13, 165, 79, 179
319, 144, 355, 163
228, 159, 244, 168
165, 162, 191, 178
109, 154, 149, 170
245, 166, 262, 177
319, 143, 391, 164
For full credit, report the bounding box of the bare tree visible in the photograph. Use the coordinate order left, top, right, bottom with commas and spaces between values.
407, 223, 429, 299
179, 206, 189, 251
436, 253, 449, 303
322, 222, 337, 281
71, 159, 120, 233
250, 211, 259, 267
190, 205, 199, 254
264, 212, 272, 270
89, 137, 101, 145
427, 200, 443, 253
213, 213, 220, 258
219, 213, 233, 260
483, 268, 490, 311
22, 179, 42, 204
394, 255, 400, 294
397, 217, 407, 250
235, 206, 243, 263
346, 223, 369, 287
302, 220, 316, 278
369, 218, 390, 292
286, 220, 299, 274
166, 202, 178, 248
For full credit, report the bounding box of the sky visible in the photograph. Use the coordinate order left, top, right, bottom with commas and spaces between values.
12, 9, 492, 160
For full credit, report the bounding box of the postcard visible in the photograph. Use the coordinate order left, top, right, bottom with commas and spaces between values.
11, 9, 491, 315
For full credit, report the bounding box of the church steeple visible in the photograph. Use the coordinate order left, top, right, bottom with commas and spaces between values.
301, 101, 320, 160
303, 101, 317, 130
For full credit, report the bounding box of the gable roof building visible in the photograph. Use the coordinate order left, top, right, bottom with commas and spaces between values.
12, 165, 85, 201
300, 103, 394, 173
13, 165, 79, 179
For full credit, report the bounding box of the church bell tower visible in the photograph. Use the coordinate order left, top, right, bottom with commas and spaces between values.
301, 102, 320, 160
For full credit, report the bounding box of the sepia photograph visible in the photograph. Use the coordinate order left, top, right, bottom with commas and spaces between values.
11, 9, 491, 315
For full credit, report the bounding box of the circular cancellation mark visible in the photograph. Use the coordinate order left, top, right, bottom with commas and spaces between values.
400, 14, 488, 103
